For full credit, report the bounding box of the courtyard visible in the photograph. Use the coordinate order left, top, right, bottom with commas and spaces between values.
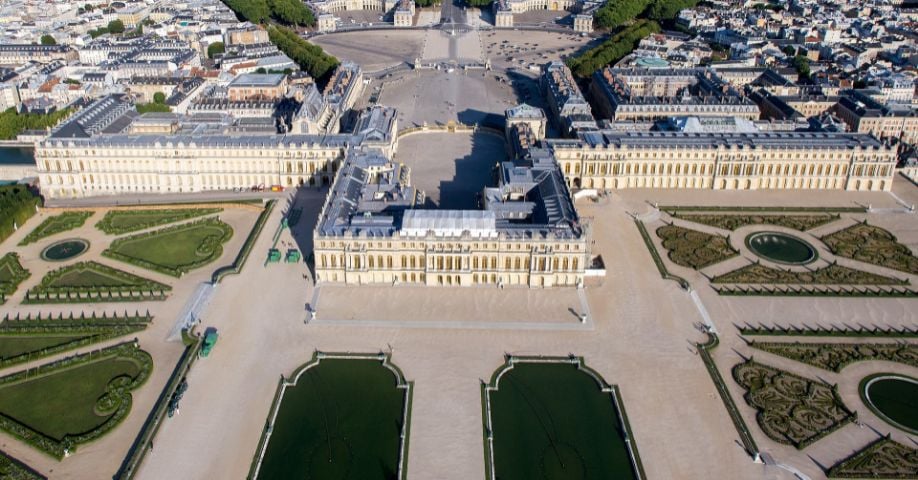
395, 131, 504, 209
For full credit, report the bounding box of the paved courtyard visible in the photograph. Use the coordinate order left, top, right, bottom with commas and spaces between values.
395, 131, 503, 209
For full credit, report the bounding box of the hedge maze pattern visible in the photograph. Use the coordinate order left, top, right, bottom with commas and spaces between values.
822, 223, 918, 276
25, 261, 171, 304
827, 437, 918, 479
656, 224, 738, 269
0, 253, 30, 304
673, 213, 839, 232
732, 360, 855, 449
96, 207, 222, 235
18, 211, 93, 246
749, 341, 918, 373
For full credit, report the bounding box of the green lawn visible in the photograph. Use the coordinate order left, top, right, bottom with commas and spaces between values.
0, 334, 93, 359
486, 362, 637, 480
0, 344, 152, 457
96, 208, 222, 235
103, 218, 233, 277
18, 211, 93, 246
257, 358, 408, 480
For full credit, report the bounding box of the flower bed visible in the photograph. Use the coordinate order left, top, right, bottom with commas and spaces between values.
732, 360, 855, 449
827, 437, 918, 479
18, 211, 93, 246
25, 261, 171, 304
821, 223, 918, 275
656, 224, 738, 269
672, 213, 839, 231
712, 263, 906, 286
749, 341, 918, 373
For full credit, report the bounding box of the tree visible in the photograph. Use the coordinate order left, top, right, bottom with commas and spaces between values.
153, 92, 166, 104
107, 19, 125, 34
266, 25, 338, 81
792, 55, 810, 79
207, 41, 225, 59
40, 35, 57, 46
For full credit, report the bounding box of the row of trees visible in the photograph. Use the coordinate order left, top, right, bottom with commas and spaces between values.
222, 0, 315, 27
566, 20, 660, 77
0, 107, 72, 141
267, 25, 339, 81
88, 19, 125, 38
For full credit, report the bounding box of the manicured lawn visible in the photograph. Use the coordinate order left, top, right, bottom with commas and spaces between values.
18, 211, 93, 246
0, 334, 93, 359
486, 362, 637, 480
103, 218, 233, 277
0, 354, 146, 441
257, 358, 408, 480
96, 208, 222, 235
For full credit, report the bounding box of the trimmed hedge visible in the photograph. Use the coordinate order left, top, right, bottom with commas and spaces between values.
749, 341, 918, 373
0, 449, 45, 480
96, 208, 223, 235
0, 342, 153, 459
738, 324, 918, 338
732, 360, 855, 450
672, 213, 839, 232
632, 219, 689, 289
213, 200, 275, 283
18, 211, 93, 246
827, 436, 918, 479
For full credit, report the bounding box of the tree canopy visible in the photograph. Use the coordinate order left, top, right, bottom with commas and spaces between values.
221, 0, 315, 26
152, 92, 166, 104
207, 41, 225, 59
107, 19, 125, 34
0, 108, 72, 141
40, 35, 57, 46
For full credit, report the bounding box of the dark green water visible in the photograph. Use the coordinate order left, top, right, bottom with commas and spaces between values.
866, 377, 918, 432
489, 363, 637, 480
0, 147, 35, 165
257, 359, 406, 480
746, 232, 816, 265
41, 239, 89, 261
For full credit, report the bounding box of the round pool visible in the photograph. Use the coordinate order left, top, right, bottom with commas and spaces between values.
41, 238, 89, 262
862, 375, 918, 434
745, 231, 817, 265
